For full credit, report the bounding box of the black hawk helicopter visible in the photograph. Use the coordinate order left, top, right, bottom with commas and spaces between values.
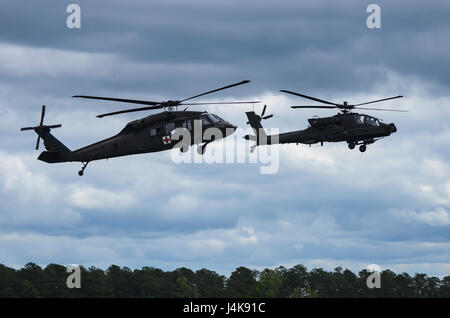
245, 90, 406, 152
21, 80, 258, 176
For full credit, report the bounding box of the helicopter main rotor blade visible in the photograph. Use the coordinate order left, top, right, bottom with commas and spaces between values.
353, 106, 408, 112
291, 105, 336, 109
180, 101, 261, 105
280, 90, 339, 106
352, 95, 403, 106
96, 105, 164, 118
77, 80, 254, 118
35, 136, 41, 150
261, 105, 267, 117
73, 95, 161, 106
39, 105, 46, 126
96, 101, 261, 118
180, 80, 250, 102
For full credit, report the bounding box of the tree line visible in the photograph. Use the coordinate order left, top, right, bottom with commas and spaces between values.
0, 262, 449, 297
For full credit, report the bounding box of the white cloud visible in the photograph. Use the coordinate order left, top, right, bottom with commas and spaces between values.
0, 151, 58, 203
0, 43, 114, 78
423, 158, 448, 178
167, 194, 200, 212
283, 144, 338, 172
68, 186, 136, 210
395, 207, 450, 227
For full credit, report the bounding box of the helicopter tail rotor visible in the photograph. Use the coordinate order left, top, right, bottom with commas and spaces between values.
247, 105, 273, 124
21, 105, 62, 150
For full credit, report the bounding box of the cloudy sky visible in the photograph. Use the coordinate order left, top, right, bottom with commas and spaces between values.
1, 0, 450, 277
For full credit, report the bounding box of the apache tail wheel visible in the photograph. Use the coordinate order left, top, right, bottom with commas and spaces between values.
359, 145, 367, 152
348, 142, 355, 150
78, 170, 84, 176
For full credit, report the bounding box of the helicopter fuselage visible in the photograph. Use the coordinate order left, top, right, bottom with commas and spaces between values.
37, 110, 236, 164
276, 112, 396, 145
246, 111, 397, 151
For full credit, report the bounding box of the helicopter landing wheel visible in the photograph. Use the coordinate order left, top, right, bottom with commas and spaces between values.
359, 145, 367, 152
348, 142, 355, 150
78, 162, 89, 176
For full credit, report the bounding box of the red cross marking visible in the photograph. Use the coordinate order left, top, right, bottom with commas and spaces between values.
163, 136, 171, 144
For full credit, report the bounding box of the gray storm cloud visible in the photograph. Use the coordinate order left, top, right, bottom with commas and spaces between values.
0, 0, 449, 277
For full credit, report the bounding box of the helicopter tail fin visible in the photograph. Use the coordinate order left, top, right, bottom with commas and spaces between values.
36, 131, 71, 163
244, 111, 268, 145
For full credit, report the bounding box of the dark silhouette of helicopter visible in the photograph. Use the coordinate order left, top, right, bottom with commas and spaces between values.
21, 80, 258, 176
245, 90, 406, 152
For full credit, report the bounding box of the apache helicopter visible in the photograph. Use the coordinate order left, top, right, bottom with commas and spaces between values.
245, 90, 406, 152
21, 80, 258, 176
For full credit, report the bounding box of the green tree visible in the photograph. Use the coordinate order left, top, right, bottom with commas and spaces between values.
17, 262, 43, 297
289, 286, 318, 298
1, 262, 448, 298
106, 265, 135, 297
133, 267, 168, 297
0, 264, 17, 297
194, 269, 225, 297
379, 269, 396, 298
309, 268, 335, 297
81, 266, 113, 297
174, 267, 197, 297
333, 268, 358, 297
413, 273, 434, 297
226, 267, 258, 297
255, 268, 283, 298
41, 263, 73, 297
439, 276, 450, 297
279, 264, 309, 297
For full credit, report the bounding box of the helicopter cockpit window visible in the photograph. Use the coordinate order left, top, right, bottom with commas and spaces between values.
182, 120, 192, 131
206, 114, 219, 123
364, 116, 380, 126
166, 122, 176, 134
201, 115, 212, 126
355, 114, 364, 124
150, 127, 162, 136
213, 114, 225, 122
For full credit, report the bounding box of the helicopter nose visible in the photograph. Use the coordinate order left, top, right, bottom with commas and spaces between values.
389, 123, 397, 133
224, 123, 237, 136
